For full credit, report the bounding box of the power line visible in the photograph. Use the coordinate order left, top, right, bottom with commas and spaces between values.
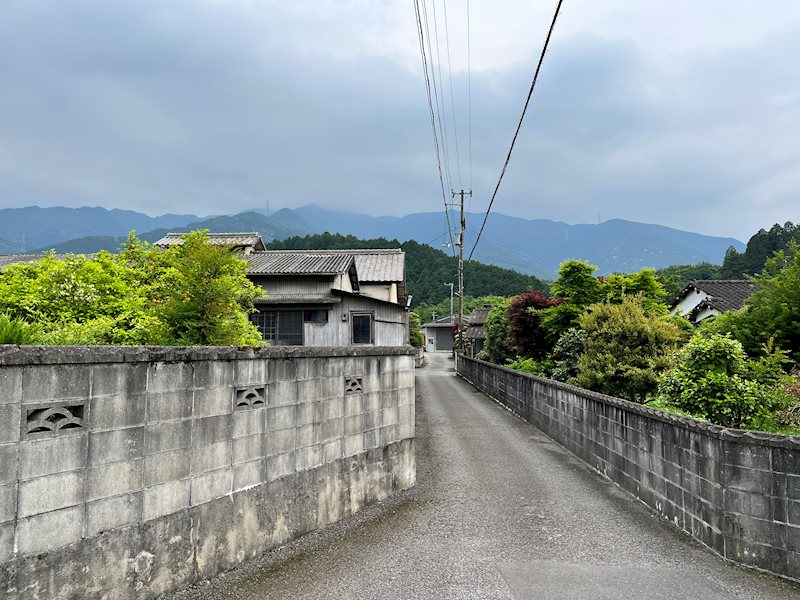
413, 0, 456, 255
466, 0, 473, 204
442, 0, 463, 189
468, 0, 565, 261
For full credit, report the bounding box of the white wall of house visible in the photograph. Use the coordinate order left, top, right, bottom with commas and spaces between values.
693, 305, 721, 323
670, 289, 708, 317
360, 282, 398, 304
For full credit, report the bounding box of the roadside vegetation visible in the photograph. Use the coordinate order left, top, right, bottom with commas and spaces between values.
467, 238, 800, 436
0, 231, 262, 346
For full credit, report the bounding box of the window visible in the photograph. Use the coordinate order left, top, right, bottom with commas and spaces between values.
304, 309, 328, 324
352, 313, 373, 344
251, 310, 303, 345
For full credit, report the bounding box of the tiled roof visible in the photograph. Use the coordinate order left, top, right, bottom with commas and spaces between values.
467, 305, 494, 326
246, 252, 355, 275
423, 315, 470, 328
249, 249, 404, 282
154, 232, 265, 250
253, 294, 342, 305
465, 325, 486, 340
679, 280, 758, 312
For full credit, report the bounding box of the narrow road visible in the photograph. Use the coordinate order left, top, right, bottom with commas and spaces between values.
170, 353, 799, 599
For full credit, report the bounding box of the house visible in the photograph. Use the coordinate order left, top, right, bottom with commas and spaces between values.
244, 249, 408, 347
669, 279, 758, 324
154, 232, 266, 255
422, 314, 471, 353
465, 304, 494, 357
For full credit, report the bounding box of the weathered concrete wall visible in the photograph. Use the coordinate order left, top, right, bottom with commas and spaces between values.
457, 355, 800, 581
0, 345, 416, 599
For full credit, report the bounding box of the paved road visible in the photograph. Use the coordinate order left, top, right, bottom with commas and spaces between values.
170, 353, 799, 599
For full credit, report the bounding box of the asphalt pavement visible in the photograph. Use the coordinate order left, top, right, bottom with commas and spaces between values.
168, 352, 800, 599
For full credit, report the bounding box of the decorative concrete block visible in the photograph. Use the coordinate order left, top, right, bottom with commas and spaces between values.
191, 468, 232, 505
233, 459, 265, 492
232, 408, 265, 439
85, 492, 143, 536
17, 505, 83, 555
266, 428, 296, 456
89, 427, 144, 466
0, 482, 16, 523
0, 367, 22, 404
233, 434, 265, 465
267, 406, 296, 431
19, 433, 87, 479
0, 404, 20, 444
0, 521, 12, 562
146, 390, 193, 422
86, 459, 143, 502
19, 470, 83, 518
192, 415, 231, 447
89, 393, 147, 431
266, 452, 295, 482
145, 419, 191, 455
194, 386, 233, 418
22, 365, 90, 404
145, 448, 190, 487
143, 479, 190, 521
191, 440, 231, 475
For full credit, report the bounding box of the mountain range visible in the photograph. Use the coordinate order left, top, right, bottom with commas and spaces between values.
0, 205, 745, 278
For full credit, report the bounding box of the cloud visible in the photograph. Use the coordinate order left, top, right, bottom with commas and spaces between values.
0, 1, 799, 241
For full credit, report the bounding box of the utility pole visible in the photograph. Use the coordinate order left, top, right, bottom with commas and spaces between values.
451, 189, 471, 352
443, 282, 454, 324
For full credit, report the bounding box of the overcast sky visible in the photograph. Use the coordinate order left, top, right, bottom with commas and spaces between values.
2, 1, 799, 240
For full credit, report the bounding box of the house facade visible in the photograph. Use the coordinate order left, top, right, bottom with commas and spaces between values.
669, 279, 758, 325
465, 304, 493, 357
423, 315, 459, 352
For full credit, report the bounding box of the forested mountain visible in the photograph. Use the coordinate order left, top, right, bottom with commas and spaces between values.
265, 233, 547, 306
720, 222, 800, 278
0, 206, 197, 253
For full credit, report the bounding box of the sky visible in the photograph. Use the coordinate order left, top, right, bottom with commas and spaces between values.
1, 1, 800, 241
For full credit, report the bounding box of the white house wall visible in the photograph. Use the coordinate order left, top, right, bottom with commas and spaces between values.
670, 289, 708, 317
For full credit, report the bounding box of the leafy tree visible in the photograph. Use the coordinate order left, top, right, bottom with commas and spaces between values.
721, 221, 800, 278
573, 298, 683, 402
481, 299, 514, 364
656, 262, 722, 301
542, 259, 603, 338
602, 268, 667, 315
550, 328, 587, 382
409, 313, 424, 348
507, 291, 560, 359
506, 356, 553, 377
657, 334, 792, 429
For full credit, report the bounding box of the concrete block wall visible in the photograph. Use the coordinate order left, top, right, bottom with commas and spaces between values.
457, 354, 800, 582
0, 345, 415, 599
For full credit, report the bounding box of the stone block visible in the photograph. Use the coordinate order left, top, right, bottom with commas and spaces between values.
266, 428, 296, 456
364, 429, 381, 450
144, 448, 190, 488
232, 408, 265, 439
85, 492, 143, 536
0, 521, 12, 563
298, 377, 341, 401
233, 459, 265, 491
0, 367, 22, 404
296, 424, 316, 448
19, 433, 87, 479
89, 427, 144, 466
398, 387, 415, 407
0, 404, 20, 444
296, 401, 320, 426
723, 463, 774, 495
233, 434, 265, 464
267, 380, 297, 407
320, 397, 344, 420
318, 418, 343, 443
192, 415, 231, 446
193, 361, 234, 388
86, 459, 143, 502
266, 451, 295, 482
91, 363, 148, 398
398, 404, 414, 425
145, 419, 191, 455
344, 414, 365, 436
146, 390, 193, 422
191, 467, 232, 505
148, 362, 193, 392
143, 479, 190, 521
191, 440, 231, 474
269, 359, 297, 382
295, 445, 322, 471
322, 439, 343, 463
363, 392, 381, 413
344, 433, 364, 458
194, 386, 233, 418
364, 410, 382, 430
17, 505, 83, 555
0, 482, 16, 523
343, 394, 363, 417
381, 425, 399, 445
89, 393, 147, 431
22, 365, 90, 404
235, 358, 266, 386
267, 406, 296, 431
382, 406, 399, 426
19, 470, 83, 518
398, 420, 415, 441
398, 369, 415, 389
381, 390, 399, 410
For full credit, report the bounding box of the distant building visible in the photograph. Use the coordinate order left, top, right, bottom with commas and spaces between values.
669, 280, 758, 325
423, 314, 469, 353
465, 304, 494, 357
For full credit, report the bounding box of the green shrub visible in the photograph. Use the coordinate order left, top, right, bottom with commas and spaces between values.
506, 356, 553, 377
0, 313, 41, 344
550, 328, 587, 382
